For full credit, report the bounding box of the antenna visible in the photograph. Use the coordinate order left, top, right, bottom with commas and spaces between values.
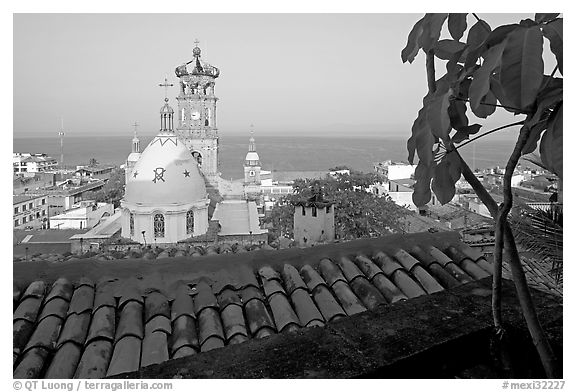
58, 117, 65, 170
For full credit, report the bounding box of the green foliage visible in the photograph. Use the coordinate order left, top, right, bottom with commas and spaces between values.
84, 168, 126, 208
264, 172, 409, 240
401, 13, 563, 207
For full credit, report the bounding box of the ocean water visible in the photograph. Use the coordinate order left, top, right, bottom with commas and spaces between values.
13, 134, 521, 180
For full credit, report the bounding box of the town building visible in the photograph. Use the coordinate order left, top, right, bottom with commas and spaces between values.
120, 97, 210, 244
13, 194, 49, 229
74, 165, 114, 180
49, 201, 114, 230
243, 129, 262, 199
374, 160, 416, 181
124, 130, 141, 183
293, 190, 335, 247
13, 172, 56, 195
13, 153, 58, 173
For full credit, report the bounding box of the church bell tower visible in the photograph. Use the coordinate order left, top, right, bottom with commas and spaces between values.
244, 127, 261, 198
174, 40, 220, 187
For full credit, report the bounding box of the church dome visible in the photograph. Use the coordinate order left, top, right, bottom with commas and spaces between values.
124, 133, 207, 206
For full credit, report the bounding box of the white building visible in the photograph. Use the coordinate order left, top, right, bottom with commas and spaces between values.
49, 201, 114, 230
120, 97, 210, 244
13, 194, 48, 229
293, 192, 335, 247
13, 153, 58, 173
374, 160, 416, 181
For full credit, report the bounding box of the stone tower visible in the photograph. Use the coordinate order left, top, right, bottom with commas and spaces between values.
125, 123, 142, 183
174, 41, 220, 188
293, 188, 335, 247
244, 128, 261, 198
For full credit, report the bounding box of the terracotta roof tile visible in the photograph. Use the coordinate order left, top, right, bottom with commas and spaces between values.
39, 298, 69, 322
198, 308, 225, 346
290, 289, 325, 327
348, 276, 387, 310
57, 312, 90, 347
44, 342, 82, 379
309, 285, 346, 322
14, 283, 21, 307
354, 255, 407, 303
115, 301, 144, 341
86, 306, 115, 344
171, 286, 195, 321
331, 281, 366, 316
107, 336, 141, 377
282, 264, 308, 294
300, 265, 328, 292
145, 315, 171, 335
200, 336, 225, 352
14, 297, 42, 323
194, 281, 219, 315
141, 331, 169, 368
13, 347, 49, 379
74, 340, 113, 378
24, 315, 62, 352
244, 294, 276, 336
372, 252, 404, 276
21, 281, 47, 301
145, 291, 170, 323
13, 232, 492, 378
170, 315, 199, 355
44, 278, 74, 303
220, 303, 249, 342
334, 256, 364, 282
318, 258, 347, 286
268, 292, 301, 332
68, 285, 94, 315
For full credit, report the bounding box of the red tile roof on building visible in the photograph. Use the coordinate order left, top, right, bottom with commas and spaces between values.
13, 232, 493, 379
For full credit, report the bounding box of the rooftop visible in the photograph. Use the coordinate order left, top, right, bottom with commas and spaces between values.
13, 231, 506, 378
13, 194, 45, 205
211, 200, 267, 236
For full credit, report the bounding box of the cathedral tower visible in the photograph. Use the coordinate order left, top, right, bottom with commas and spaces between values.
174, 41, 220, 187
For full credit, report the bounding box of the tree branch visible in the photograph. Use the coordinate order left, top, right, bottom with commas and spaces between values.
454, 97, 524, 113
426, 51, 436, 93
456, 121, 525, 150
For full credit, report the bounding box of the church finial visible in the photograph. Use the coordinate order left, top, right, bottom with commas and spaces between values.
249, 124, 256, 152
193, 39, 201, 57
158, 78, 174, 132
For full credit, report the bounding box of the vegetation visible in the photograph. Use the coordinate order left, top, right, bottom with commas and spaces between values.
84, 168, 125, 208
265, 171, 408, 240
401, 13, 562, 377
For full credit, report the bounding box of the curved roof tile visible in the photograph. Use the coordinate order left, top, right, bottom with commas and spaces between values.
57, 312, 90, 347
198, 308, 225, 346
310, 285, 346, 322
14, 297, 42, 323
334, 256, 364, 282
393, 249, 420, 271
244, 296, 276, 335
194, 281, 219, 315
262, 279, 285, 299
220, 304, 249, 341
390, 270, 426, 298
354, 255, 386, 281
170, 314, 199, 355
44, 278, 73, 303
410, 266, 444, 294
370, 274, 407, 303
39, 298, 69, 322
21, 281, 47, 301
68, 285, 94, 315
200, 336, 225, 352
141, 331, 169, 368
74, 340, 113, 379
145, 315, 171, 335
290, 289, 324, 327
172, 346, 197, 359
13, 347, 49, 379
14, 319, 35, 355
318, 259, 347, 287
348, 276, 387, 310
282, 264, 308, 295
24, 315, 62, 352
217, 288, 242, 310
258, 265, 282, 281
409, 245, 440, 268
171, 286, 195, 321
300, 265, 327, 292
145, 291, 170, 323
373, 252, 404, 277
241, 286, 265, 304
331, 281, 366, 316
115, 301, 144, 341
444, 263, 474, 284
107, 336, 142, 377
44, 342, 82, 379
86, 306, 115, 344
427, 246, 453, 267
426, 263, 461, 289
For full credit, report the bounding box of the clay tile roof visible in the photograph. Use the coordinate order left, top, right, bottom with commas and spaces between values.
13, 231, 497, 379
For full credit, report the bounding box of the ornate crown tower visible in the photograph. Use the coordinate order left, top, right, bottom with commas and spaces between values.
244, 126, 262, 198
174, 40, 220, 187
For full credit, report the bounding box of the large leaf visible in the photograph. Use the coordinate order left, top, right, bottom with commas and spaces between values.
448, 100, 468, 130
448, 14, 467, 41
401, 16, 426, 63
542, 18, 563, 74
490, 73, 525, 114
407, 94, 435, 165
473, 89, 497, 118
469, 41, 506, 113
484, 24, 519, 49
434, 39, 467, 60
522, 81, 563, 154
452, 124, 482, 143
501, 26, 544, 110
427, 89, 453, 141
413, 162, 434, 207
464, 20, 491, 69
540, 103, 563, 178
418, 14, 449, 53
431, 152, 462, 205
535, 13, 560, 23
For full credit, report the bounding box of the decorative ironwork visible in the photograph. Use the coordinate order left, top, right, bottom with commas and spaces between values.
152, 167, 166, 183
186, 210, 194, 235
183, 170, 190, 177
154, 213, 165, 238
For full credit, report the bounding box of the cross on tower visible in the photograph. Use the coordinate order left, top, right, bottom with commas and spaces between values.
159, 77, 174, 102
194, 39, 200, 47
132, 121, 139, 135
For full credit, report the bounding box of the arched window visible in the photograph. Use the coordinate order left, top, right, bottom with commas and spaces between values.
129, 213, 134, 236
192, 151, 202, 166
186, 210, 194, 235
154, 213, 165, 238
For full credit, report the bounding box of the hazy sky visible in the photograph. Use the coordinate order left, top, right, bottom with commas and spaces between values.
14, 13, 553, 137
